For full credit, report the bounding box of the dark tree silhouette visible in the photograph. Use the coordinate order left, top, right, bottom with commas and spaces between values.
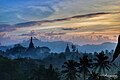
28, 65, 46, 80
62, 60, 79, 80
28, 64, 60, 80
117, 71, 120, 80
112, 35, 120, 62
7, 44, 26, 55
0, 57, 23, 80
93, 51, 111, 75
46, 64, 60, 80
88, 71, 99, 80
78, 55, 92, 80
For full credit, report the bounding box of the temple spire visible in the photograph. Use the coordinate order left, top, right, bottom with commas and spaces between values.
65, 44, 70, 53
28, 37, 35, 49
76, 49, 79, 53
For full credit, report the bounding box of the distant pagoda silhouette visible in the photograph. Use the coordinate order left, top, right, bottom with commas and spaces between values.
28, 37, 35, 49
65, 44, 70, 53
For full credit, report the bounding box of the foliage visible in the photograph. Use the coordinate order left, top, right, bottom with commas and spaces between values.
93, 51, 111, 75
0, 56, 23, 80
78, 55, 92, 80
62, 60, 79, 80
28, 64, 60, 80
88, 71, 99, 80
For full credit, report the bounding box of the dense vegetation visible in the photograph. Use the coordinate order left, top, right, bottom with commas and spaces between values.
0, 48, 120, 80
0, 37, 120, 80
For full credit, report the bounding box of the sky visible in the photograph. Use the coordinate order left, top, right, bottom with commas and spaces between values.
0, 0, 120, 45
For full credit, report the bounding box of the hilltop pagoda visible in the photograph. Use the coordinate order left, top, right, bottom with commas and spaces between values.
28, 37, 35, 49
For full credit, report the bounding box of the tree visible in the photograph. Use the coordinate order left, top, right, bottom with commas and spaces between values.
78, 55, 92, 80
117, 71, 120, 80
88, 71, 99, 80
46, 64, 60, 80
62, 60, 79, 80
28, 64, 60, 80
7, 44, 26, 55
93, 51, 111, 75
0, 57, 23, 80
28, 65, 46, 80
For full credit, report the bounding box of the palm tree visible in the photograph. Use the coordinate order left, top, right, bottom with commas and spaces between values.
78, 55, 92, 80
88, 71, 99, 80
93, 51, 111, 76
62, 60, 79, 80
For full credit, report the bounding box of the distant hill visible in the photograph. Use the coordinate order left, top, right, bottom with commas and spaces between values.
21, 38, 117, 53
21, 38, 73, 53
0, 38, 117, 53
0, 46, 10, 51
78, 42, 116, 53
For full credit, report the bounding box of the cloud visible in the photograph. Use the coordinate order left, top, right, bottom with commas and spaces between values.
0, 24, 16, 32
59, 32, 118, 45
19, 30, 37, 37
62, 27, 81, 31
27, 6, 54, 12
19, 31, 66, 38
16, 14, 28, 21
0, 32, 11, 45
0, 0, 120, 45
0, 11, 119, 33
0, 0, 120, 24
44, 32, 66, 36
16, 5, 55, 21
1, 11, 119, 45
